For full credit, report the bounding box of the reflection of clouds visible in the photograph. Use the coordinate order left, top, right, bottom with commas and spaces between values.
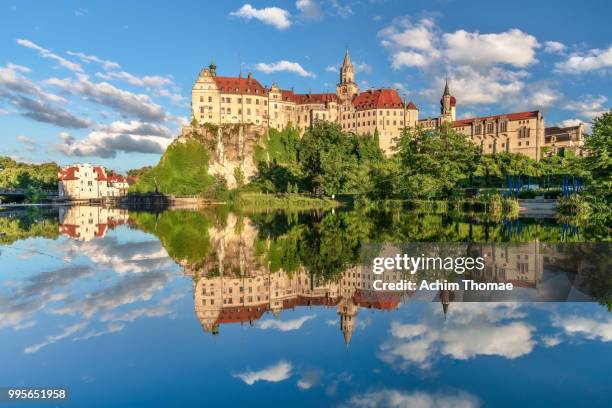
233, 361, 293, 385
62, 236, 172, 274
1, 229, 183, 353
325, 371, 352, 396
24, 321, 88, 354
553, 314, 612, 342
50, 270, 174, 318
0, 265, 93, 330
297, 370, 321, 390
541, 335, 562, 347
257, 315, 315, 331
340, 388, 481, 408
379, 304, 535, 370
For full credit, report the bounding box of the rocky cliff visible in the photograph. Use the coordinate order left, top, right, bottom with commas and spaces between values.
179, 123, 266, 188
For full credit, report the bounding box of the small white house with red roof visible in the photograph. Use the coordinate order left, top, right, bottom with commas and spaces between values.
58, 164, 130, 200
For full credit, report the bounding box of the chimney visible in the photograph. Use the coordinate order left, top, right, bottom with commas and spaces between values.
247, 72, 253, 79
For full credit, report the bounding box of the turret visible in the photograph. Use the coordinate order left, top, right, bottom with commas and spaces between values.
440, 79, 456, 123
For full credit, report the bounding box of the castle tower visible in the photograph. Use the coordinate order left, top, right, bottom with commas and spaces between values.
440, 79, 456, 123
336, 48, 359, 103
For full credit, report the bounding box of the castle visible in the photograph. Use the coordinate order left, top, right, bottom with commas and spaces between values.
191, 49, 584, 159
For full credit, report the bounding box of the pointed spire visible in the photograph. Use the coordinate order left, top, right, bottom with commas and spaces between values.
443, 77, 450, 96
343, 46, 352, 66
343, 328, 353, 349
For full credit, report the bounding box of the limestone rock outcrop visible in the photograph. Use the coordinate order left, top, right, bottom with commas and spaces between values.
179, 123, 265, 188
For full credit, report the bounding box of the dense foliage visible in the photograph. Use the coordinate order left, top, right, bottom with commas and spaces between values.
129, 140, 218, 196
0, 157, 59, 189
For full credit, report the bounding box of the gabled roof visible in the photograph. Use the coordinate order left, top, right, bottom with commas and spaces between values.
93, 166, 107, 181
407, 101, 418, 110
58, 166, 79, 181
452, 111, 540, 127
352, 89, 403, 110
212, 76, 267, 95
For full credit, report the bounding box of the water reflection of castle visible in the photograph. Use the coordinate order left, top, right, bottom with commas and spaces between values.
184, 214, 412, 346
59, 206, 129, 241
184, 216, 570, 342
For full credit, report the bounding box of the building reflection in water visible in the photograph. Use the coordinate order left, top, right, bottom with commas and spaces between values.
59, 205, 129, 241
184, 214, 412, 346
55, 207, 599, 343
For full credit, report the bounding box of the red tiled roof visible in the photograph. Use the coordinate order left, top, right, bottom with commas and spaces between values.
59, 224, 79, 238
107, 175, 127, 184
407, 101, 418, 110
452, 111, 540, 127
93, 166, 107, 181
281, 89, 296, 102
213, 76, 267, 95
216, 305, 268, 324
95, 223, 107, 237
58, 166, 79, 181
353, 89, 403, 111
293, 93, 337, 105
353, 290, 403, 310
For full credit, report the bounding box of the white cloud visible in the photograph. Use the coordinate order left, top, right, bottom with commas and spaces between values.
255, 60, 316, 78
354, 61, 373, 74
66, 51, 120, 70
553, 315, 612, 342
555, 46, 612, 74
257, 314, 315, 331
563, 95, 608, 119
558, 118, 590, 132
96, 120, 173, 138
391, 50, 433, 69
329, 0, 353, 18
379, 17, 437, 52
233, 361, 293, 385
522, 82, 562, 109
16, 135, 37, 151
326, 65, 339, 73
296, 0, 321, 20
443, 29, 539, 68
340, 389, 481, 408
45, 75, 167, 122
57, 130, 172, 158
421, 66, 528, 105
16, 39, 83, 73
543, 41, 566, 54
230, 4, 292, 30
379, 17, 545, 107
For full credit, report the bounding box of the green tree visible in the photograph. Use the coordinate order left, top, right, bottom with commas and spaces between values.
394, 124, 480, 198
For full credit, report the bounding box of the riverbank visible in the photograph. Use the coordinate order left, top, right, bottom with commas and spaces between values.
229, 192, 340, 212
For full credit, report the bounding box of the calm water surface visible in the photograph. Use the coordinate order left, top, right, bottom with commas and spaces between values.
0, 206, 610, 407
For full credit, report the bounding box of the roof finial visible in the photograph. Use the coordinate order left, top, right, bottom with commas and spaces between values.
443, 76, 450, 96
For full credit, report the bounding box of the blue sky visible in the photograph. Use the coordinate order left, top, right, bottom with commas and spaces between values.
0, 0, 610, 172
